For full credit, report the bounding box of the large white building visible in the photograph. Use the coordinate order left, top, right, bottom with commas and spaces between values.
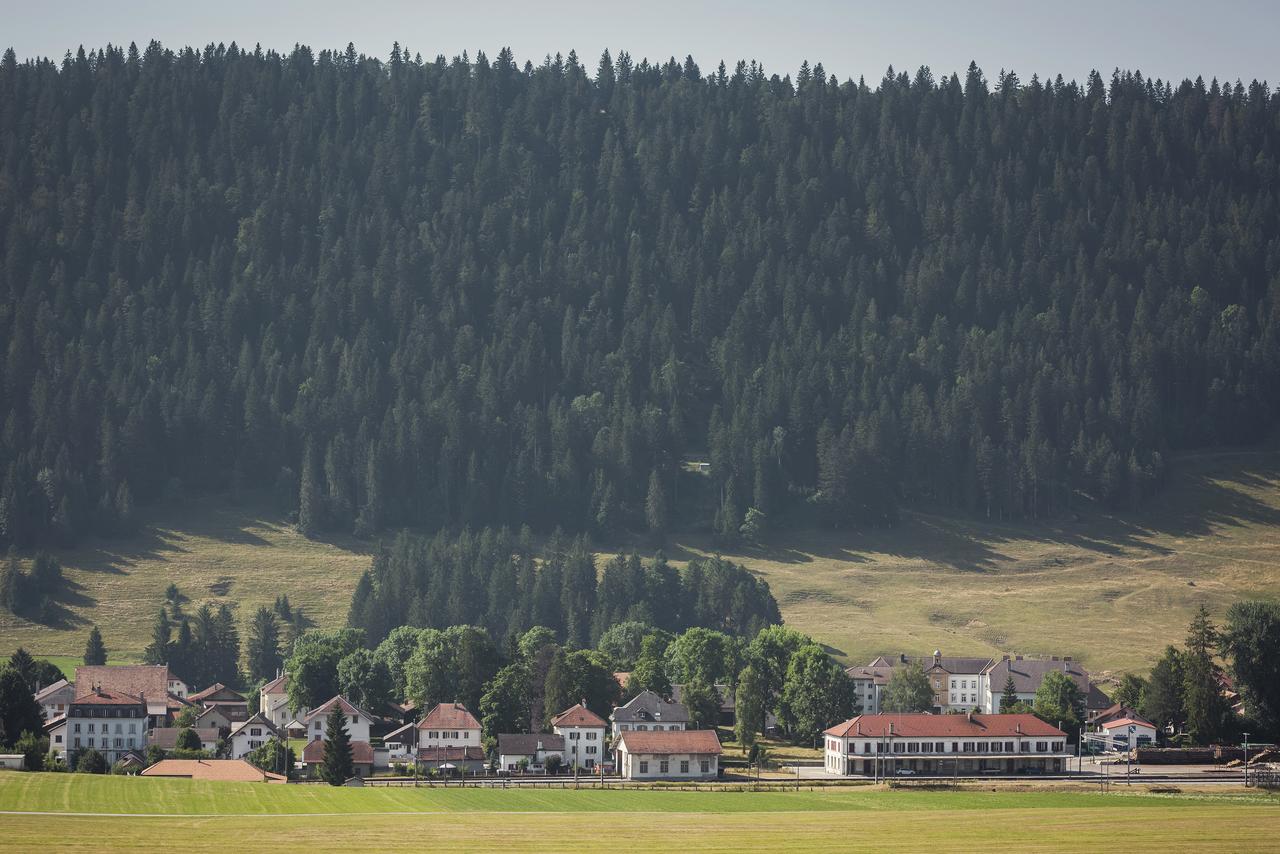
823, 713, 1071, 777
609, 690, 690, 736
415, 702, 485, 773
258, 673, 304, 730
303, 696, 372, 744
53, 687, 150, 768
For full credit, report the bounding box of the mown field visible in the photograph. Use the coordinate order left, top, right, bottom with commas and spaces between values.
0, 773, 1277, 853
2, 450, 1279, 678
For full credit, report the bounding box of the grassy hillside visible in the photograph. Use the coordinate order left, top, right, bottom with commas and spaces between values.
2, 450, 1279, 678
0, 774, 1277, 853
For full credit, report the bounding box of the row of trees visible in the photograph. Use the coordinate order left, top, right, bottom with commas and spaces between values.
348, 528, 781, 647
5, 44, 1280, 552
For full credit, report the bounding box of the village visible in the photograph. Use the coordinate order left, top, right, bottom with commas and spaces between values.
11, 648, 1272, 789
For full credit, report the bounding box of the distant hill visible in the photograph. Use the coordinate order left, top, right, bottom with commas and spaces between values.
3, 448, 1277, 676
2, 45, 1280, 553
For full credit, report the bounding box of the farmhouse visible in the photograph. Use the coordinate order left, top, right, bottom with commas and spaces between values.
615, 729, 721, 780
823, 713, 1071, 777
610, 690, 690, 736
550, 703, 608, 770
145, 727, 220, 753
497, 733, 564, 771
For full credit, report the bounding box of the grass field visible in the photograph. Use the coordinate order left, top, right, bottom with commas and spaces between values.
2, 450, 1279, 678
0, 773, 1277, 852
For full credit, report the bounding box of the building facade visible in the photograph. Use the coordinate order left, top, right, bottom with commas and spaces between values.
824, 713, 1071, 777
550, 703, 608, 770
59, 688, 150, 768
615, 730, 721, 780
609, 690, 690, 736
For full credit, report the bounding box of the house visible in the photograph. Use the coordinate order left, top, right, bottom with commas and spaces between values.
1099, 716, 1158, 751
194, 705, 233, 732
228, 713, 277, 759
58, 687, 150, 768
416, 703, 485, 773
870, 652, 996, 714
615, 730, 721, 780
75, 665, 173, 727
167, 675, 190, 698
1090, 702, 1142, 728
844, 663, 893, 715
189, 683, 249, 724
35, 679, 75, 721
497, 734, 564, 771
141, 758, 286, 783
550, 703, 608, 770
303, 696, 372, 744
981, 655, 1095, 715
259, 673, 305, 730
146, 727, 220, 754
823, 713, 1071, 776
384, 722, 417, 765
301, 738, 376, 778
609, 690, 690, 736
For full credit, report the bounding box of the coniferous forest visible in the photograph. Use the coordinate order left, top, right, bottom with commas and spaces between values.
3, 42, 1280, 554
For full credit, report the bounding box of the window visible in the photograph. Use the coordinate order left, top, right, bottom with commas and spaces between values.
73, 737, 81, 748
570, 732, 580, 740
587, 732, 597, 740
586, 746, 597, 755
659, 761, 669, 773
862, 743, 871, 754
352, 715, 359, 724
962, 742, 974, 753
429, 731, 438, 739
936, 742, 945, 752
700, 760, 710, 773
74, 723, 81, 733
639, 761, 649, 774
55, 735, 63, 744
680, 761, 689, 773
1036, 741, 1048, 752
88, 723, 95, 734
1005, 741, 1014, 752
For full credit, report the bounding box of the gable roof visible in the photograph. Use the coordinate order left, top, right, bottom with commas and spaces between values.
869, 653, 994, 675
497, 733, 565, 756
1100, 716, 1157, 730
229, 713, 278, 739
146, 727, 221, 749
845, 664, 893, 685
416, 745, 485, 762
35, 679, 73, 701
188, 683, 246, 704
611, 690, 690, 724
550, 703, 607, 729
384, 722, 417, 744
825, 713, 1065, 739
301, 739, 375, 764
260, 674, 289, 695
75, 665, 170, 702
418, 702, 481, 731
303, 696, 370, 725
985, 657, 1090, 695
617, 729, 722, 755
141, 758, 285, 782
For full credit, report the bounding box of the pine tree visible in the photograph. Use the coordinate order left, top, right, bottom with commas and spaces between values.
83, 625, 107, 666
1000, 675, 1019, 711
320, 703, 354, 785
298, 441, 322, 539
142, 610, 171, 665
1182, 605, 1230, 745
246, 606, 282, 683
644, 469, 666, 538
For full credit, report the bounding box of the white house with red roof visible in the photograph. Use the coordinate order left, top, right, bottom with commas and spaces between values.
615, 729, 721, 780
823, 713, 1071, 777
415, 702, 485, 772
1098, 715, 1157, 750
229, 713, 279, 759
303, 696, 372, 743
550, 702, 608, 770
57, 687, 151, 768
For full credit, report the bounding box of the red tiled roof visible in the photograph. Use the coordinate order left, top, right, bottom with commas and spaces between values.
416, 745, 485, 762
301, 738, 375, 765
141, 758, 285, 782
825, 713, 1064, 739
303, 696, 369, 725
617, 729, 722, 755
75, 665, 170, 702
229, 713, 278, 739
550, 703, 606, 728
260, 674, 289, 695
189, 683, 246, 704
418, 702, 480, 731
1100, 716, 1156, 730
146, 727, 221, 750
71, 688, 145, 706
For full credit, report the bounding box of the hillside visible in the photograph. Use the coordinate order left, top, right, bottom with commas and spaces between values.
3, 448, 1277, 676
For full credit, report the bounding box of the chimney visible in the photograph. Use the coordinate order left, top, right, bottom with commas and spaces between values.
967, 711, 973, 723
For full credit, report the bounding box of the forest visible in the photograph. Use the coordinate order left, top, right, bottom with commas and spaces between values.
2, 42, 1280, 551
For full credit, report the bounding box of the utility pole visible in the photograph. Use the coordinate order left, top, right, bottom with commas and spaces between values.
1243, 732, 1250, 788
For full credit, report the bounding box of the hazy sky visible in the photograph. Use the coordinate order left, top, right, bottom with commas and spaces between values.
4, 0, 1278, 86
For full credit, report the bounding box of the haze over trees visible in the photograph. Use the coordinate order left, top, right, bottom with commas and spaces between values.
1, 43, 1279, 555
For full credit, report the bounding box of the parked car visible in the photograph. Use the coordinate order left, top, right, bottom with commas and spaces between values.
894, 768, 916, 776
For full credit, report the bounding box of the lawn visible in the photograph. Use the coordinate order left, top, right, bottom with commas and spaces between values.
3, 450, 1280, 679
0, 773, 1277, 852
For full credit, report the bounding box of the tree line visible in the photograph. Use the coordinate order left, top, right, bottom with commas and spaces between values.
3, 43, 1280, 552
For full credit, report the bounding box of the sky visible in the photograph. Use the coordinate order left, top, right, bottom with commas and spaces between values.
4, 0, 1278, 86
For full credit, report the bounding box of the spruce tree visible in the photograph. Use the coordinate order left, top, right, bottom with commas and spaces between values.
644, 469, 666, 538
320, 703, 354, 785
142, 610, 171, 665
1000, 674, 1019, 711
1182, 605, 1231, 745
246, 606, 283, 683
83, 626, 107, 666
